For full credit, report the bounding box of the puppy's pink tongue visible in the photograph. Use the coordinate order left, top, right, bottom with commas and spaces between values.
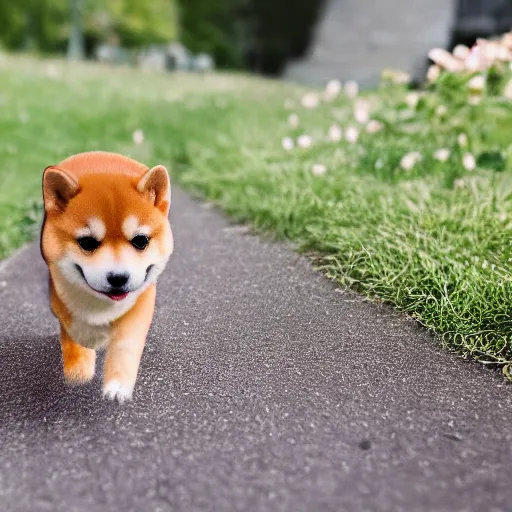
107, 292, 129, 301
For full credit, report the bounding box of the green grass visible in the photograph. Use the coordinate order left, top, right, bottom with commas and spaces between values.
2, 54, 512, 375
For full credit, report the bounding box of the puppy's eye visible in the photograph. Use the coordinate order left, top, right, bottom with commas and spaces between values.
131, 234, 150, 251
77, 236, 101, 252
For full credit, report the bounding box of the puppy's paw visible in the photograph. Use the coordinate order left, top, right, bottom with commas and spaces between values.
63, 350, 96, 385
103, 380, 134, 404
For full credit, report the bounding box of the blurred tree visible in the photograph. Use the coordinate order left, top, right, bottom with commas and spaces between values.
88, 0, 178, 48
0, 0, 178, 55
0, 0, 324, 73
176, 0, 326, 72
243, 0, 327, 74
0, 0, 68, 52
68, 0, 85, 59
177, 0, 244, 68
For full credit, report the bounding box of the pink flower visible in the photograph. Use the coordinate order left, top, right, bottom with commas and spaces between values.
467, 75, 485, 93
436, 105, 447, 117
45, 63, 61, 79
465, 45, 485, 72
344, 80, 359, 99
366, 120, 383, 134
400, 152, 422, 171
468, 94, 481, 105
428, 48, 464, 72
457, 133, 468, 147
462, 152, 476, 171
301, 92, 319, 109
282, 137, 294, 151
354, 99, 370, 124
328, 124, 343, 142
427, 65, 441, 82
345, 126, 359, 143
405, 92, 420, 109
132, 129, 144, 145
323, 79, 342, 101
503, 79, 512, 100
453, 44, 470, 59
288, 113, 300, 129
311, 163, 327, 176
297, 135, 313, 149
434, 149, 450, 162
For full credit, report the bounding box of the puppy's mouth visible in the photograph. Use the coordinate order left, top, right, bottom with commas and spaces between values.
102, 291, 129, 301
75, 264, 130, 301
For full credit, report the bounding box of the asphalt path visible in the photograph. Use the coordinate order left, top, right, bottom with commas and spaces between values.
1, 188, 511, 512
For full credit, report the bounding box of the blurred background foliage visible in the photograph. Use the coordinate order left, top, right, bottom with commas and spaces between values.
0, 0, 327, 72
0, 0, 178, 53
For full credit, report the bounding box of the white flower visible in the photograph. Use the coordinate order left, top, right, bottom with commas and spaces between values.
311, 163, 327, 176
434, 148, 450, 162
504, 79, 512, 100
405, 92, 420, 109
301, 92, 319, 109
328, 124, 343, 142
427, 65, 441, 82
400, 152, 422, 171
344, 80, 359, 99
288, 113, 300, 129
462, 152, 476, 171
392, 71, 411, 85
18, 110, 29, 124
366, 120, 384, 134
345, 126, 359, 143
457, 133, 468, 146
297, 135, 313, 148
324, 79, 342, 101
465, 45, 483, 72
354, 99, 370, 124
468, 74, 485, 92
45, 63, 61, 79
502, 32, 512, 49
436, 105, 447, 117
428, 48, 464, 72
282, 137, 294, 151
454, 178, 465, 189
453, 44, 470, 59
132, 129, 144, 145
468, 94, 481, 105
481, 40, 511, 62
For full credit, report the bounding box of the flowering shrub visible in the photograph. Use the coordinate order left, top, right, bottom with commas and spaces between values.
265, 35, 512, 374
280, 32, 512, 187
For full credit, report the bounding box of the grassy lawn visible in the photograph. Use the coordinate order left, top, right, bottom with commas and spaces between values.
2, 53, 512, 374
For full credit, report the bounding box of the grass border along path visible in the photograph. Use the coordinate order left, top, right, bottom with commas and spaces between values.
2, 50, 512, 377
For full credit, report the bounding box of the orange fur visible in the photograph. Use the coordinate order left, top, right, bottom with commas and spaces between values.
41, 151, 173, 402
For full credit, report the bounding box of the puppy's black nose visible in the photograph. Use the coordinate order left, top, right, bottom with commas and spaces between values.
107, 272, 129, 288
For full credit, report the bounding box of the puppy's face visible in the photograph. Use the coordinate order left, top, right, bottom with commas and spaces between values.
42, 165, 173, 304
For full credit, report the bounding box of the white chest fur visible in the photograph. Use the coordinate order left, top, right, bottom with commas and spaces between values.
52, 266, 140, 349
68, 318, 112, 350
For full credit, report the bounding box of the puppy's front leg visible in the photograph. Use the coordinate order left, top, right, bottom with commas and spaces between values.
61, 327, 96, 384
103, 286, 156, 403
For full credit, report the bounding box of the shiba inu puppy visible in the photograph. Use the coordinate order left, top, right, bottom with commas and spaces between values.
41, 151, 173, 403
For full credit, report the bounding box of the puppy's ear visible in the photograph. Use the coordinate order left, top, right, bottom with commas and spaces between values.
137, 165, 171, 215
42, 166, 80, 213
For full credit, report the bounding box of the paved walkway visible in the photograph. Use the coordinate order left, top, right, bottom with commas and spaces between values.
1, 188, 512, 512
285, 0, 454, 86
